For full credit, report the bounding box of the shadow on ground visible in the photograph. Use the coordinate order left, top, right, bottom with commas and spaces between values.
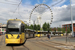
6, 44, 24, 46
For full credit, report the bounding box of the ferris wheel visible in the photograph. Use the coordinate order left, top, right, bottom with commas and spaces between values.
29, 4, 53, 25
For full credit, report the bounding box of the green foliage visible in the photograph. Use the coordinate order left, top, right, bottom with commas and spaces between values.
61, 28, 65, 33
42, 22, 50, 31
34, 24, 37, 30
47, 23, 50, 29
50, 28, 52, 31
54, 28, 56, 32
40, 28, 43, 31
25, 24, 29, 29
42, 22, 47, 31
67, 27, 71, 33
57, 28, 61, 31
36, 25, 40, 30
29, 24, 33, 30
32, 24, 40, 31
25, 24, 40, 31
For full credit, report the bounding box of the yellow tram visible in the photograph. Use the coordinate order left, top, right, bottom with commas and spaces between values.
5, 19, 26, 44
35, 31, 41, 37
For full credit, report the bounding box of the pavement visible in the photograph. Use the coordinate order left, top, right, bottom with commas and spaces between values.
0, 35, 75, 50
50, 36, 75, 46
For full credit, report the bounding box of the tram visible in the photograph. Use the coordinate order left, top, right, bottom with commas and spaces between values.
25, 29, 35, 38
35, 31, 41, 37
5, 19, 26, 44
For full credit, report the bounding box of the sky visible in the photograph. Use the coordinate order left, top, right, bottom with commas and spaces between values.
0, 0, 75, 27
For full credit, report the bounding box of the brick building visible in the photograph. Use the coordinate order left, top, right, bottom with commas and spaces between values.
51, 27, 61, 31
62, 23, 75, 32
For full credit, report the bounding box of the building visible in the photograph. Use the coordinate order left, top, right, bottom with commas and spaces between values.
0, 24, 6, 34
62, 23, 75, 32
36, 16, 41, 25
51, 27, 61, 32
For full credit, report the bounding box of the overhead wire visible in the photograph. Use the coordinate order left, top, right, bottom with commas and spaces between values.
51, 0, 64, 7
0, 1, 18, 5
11, 0, 22, 19
50, 0, 73, 46
0, 0, 20, 20
0, 0, 24, 20
37, 0, 40, 4
5, 0, 19, 3
18, 1, 24, 19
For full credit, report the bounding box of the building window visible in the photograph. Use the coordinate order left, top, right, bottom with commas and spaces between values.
74, 24, 75, 27
63, 26, 64, 27
70, 25, 72, 27
65, 25, 66, 27
67, 25, 68, 27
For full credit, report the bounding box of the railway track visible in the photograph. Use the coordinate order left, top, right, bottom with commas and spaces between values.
11, 46, 14, 50
40, 38, 72, 46
27, 40, 49, 50
28, 37, 75, 50
23, 45, 29, 50
29, 38, 62, 50
30, 40, 60, 50
10, 44, 29, 50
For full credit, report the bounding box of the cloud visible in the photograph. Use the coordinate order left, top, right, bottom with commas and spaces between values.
53, 5, 75, 22
50, 4, 75, 27
0, 0, 75, 28
72, 0, 75, 4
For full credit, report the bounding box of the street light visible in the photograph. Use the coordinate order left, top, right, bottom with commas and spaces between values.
70, 0, 74, 37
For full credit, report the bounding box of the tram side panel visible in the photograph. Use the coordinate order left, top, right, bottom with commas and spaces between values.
25, 30, 35, 39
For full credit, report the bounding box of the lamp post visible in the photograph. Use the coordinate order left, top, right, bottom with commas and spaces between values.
70, 0, 74, 37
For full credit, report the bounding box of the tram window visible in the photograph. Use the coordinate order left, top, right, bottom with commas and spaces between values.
21, 26, 24, 32
8, 28, 19, 32
6, 28, 19, 34
36, 32, 40, 34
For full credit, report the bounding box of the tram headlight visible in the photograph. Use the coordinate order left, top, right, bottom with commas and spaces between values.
6, 35, 8, 39
17, 35, 20, 39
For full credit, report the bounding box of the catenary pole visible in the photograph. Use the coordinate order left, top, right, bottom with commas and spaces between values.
70, 0, 74, 37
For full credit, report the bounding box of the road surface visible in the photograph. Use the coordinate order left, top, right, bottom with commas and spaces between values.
0, 35, 75, 50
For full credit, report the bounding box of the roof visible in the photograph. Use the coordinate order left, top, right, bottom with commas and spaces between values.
7, 19, 25, 24
62, 23, 75, 26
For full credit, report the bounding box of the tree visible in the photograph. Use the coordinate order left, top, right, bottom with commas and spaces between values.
29, 24, 41, 31
40, 28, 43, 31
29, 24, 33, 30
54, 28, 56, 32
57, 28, 61, 31
42, 22, 50, 31
37, 25, 40, 30
47, 23, 50, 29
62, 28, 65, 33
67, 27, 71, 34
42, 22, 47, 31
25, 24, 29, 29
54, 28, 56, 35
34, 24, 37, 30
50, 28, 52, 31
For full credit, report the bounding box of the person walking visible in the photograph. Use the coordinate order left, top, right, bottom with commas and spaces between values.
48, 34, 50, 39
47, 34, 50, 39
47, 34, 49, 38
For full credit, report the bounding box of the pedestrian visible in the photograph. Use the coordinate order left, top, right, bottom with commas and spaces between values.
48, 34, 50, 39
47, 34, 49, 38
47, 34, 50, 39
